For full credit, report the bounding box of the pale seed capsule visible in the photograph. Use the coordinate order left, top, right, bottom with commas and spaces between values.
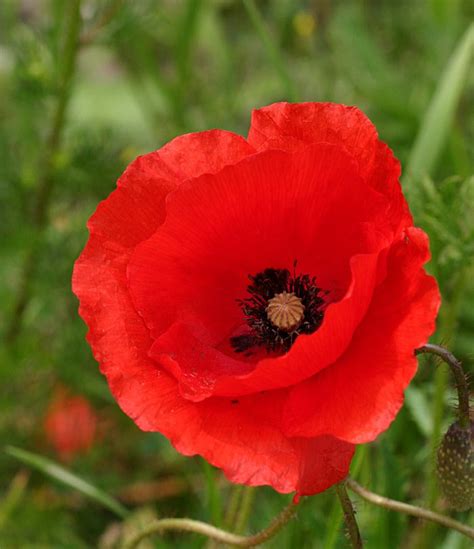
266, 291, 305, 332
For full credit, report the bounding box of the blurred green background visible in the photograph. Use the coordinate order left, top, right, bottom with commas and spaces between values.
0, 1, 473, 547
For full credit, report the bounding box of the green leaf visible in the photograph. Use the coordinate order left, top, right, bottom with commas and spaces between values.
405, 385, 433, 437
175, 0, 204, 85
0, 470, 29, 530
5, 446, 129, 519
242, 0, 298, 101
406, 23, 474, 178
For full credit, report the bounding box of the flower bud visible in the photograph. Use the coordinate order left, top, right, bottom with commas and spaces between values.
437, 420, 473, 511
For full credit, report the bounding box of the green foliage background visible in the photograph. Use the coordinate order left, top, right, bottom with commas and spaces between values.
0, 1, 473, 547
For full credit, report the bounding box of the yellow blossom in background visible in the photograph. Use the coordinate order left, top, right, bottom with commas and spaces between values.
293, 10, 316, 38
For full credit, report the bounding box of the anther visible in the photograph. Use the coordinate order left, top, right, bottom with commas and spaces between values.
266, 291, 304, 331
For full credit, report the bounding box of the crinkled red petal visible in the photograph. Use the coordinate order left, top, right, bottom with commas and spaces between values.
127, 143, 393, 400
105, 363, 354, 494
248, 102, 411, 232
73, 105, 440, 496
283, 227, 440, 443
73, 128, 354, 494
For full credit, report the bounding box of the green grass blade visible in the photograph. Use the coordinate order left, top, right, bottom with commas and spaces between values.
5, 446, 128, 519
175, 0, 204, 85
406, 23, 474, 178
0, 470, 29, 530
404, 385, 433, 437
201, 459, 223, 527
242, 0, 298, 101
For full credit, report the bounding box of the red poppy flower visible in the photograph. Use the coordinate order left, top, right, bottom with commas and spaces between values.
73, 102, 440, 496
44, 388, 97, 462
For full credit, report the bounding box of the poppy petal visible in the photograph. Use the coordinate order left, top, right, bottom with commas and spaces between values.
212, 248, 388, 397
73, 130, 255, 408
84, 130, 254, 250
127, 143, 392, 399
154, 129, 256, 181
73, 103, 440, 498
104, 362, 354, 494
248, 102, 410, 231
283, 227, 440, 443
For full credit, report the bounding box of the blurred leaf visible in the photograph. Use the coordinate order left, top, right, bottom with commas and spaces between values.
430, 0, 461, 24
405, 385, 433, 437
329, 4, 411, 119
175, 0, 204, 85
442, 526, 472, 549
408, 175, 474, 287
406, 23, 474, 178
202, 459, 223, 527
5, 446, 128, 519
375, 439, 405, 549
0, 470, 29, 530
243, 0, 298, 101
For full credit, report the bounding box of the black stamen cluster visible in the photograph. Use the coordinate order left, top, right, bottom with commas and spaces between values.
230, 267, 325, 354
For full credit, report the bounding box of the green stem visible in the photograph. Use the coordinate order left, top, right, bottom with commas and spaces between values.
416, 344, 470, 428
5, 0, 82, 343
242, 0, 298, 101
202, 460, 223, 527
225, 485, 244, 529
122, 498, 298, 549
347, 479, 474, 541
175, 0, 203, 88
335, 482, 363, 549
322, 500, 343, 549
324, 446, 367, 549
234, 486, 256, 534
427, 267, 468, 508
80, 0, 124, 46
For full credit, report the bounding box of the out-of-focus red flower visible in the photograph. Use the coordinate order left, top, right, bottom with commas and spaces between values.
73, 102, 440, 497
44, 389, 97, 462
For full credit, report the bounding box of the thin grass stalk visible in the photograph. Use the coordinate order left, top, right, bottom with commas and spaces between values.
5, 0, 82, 343
242, 0, 298, 101
202, 460, 223, 527
234, 486, 257, 534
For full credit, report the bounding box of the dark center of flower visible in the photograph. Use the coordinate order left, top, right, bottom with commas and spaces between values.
230, 266, 325, 355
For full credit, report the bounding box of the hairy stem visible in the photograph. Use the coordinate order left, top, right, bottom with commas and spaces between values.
416, 339, 472, 546
5, 0, 82, 343
427, 268, 468, 507
347, 479, 474, 540
335, 482, 363, 549
416, 343, 471, 428
122, 498, 298, 549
